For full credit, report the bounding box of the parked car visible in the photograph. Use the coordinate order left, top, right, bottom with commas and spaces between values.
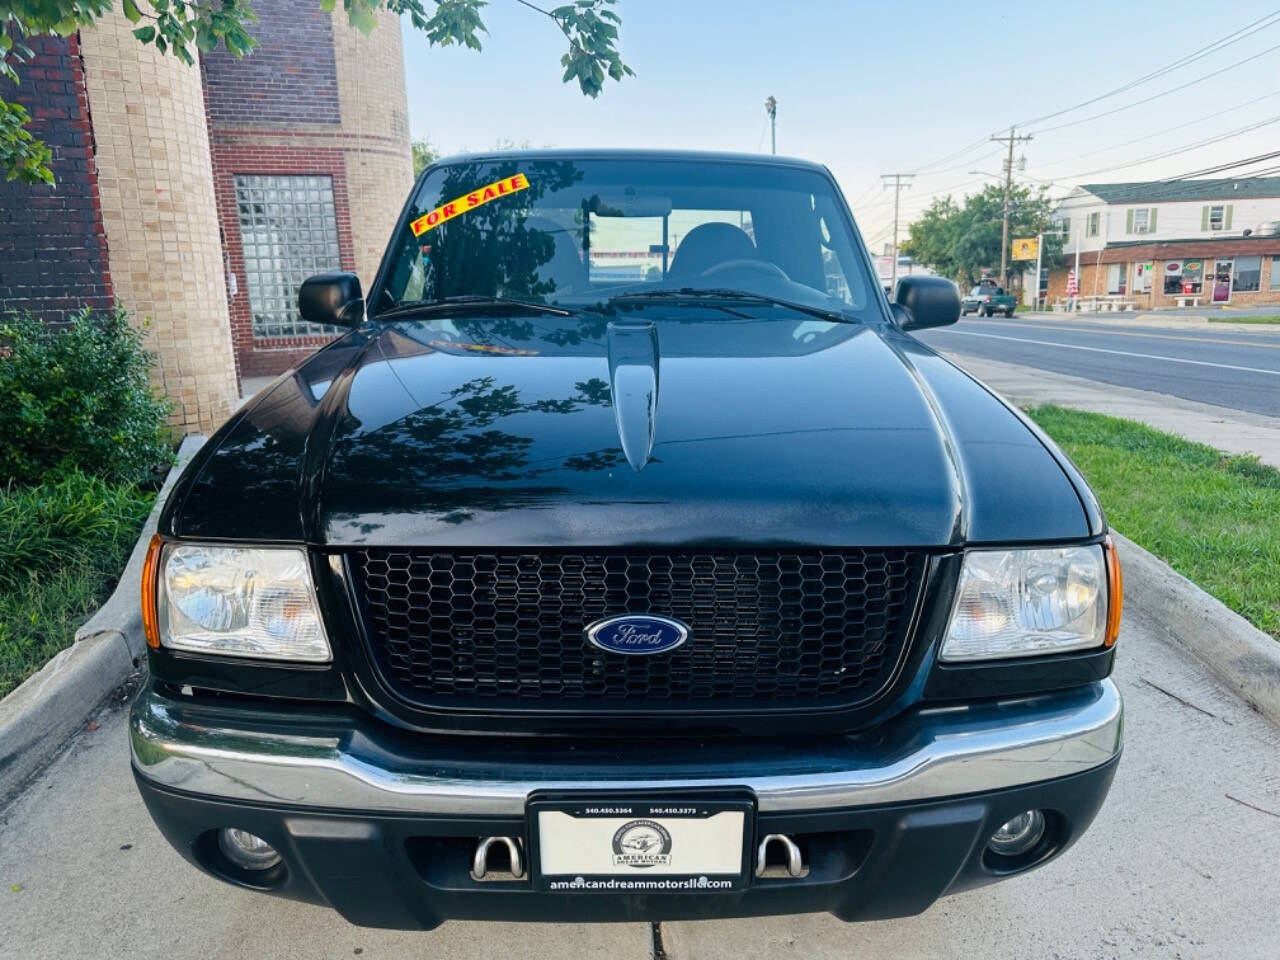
961, 283, 1017, 317
132, 149, 1122, 930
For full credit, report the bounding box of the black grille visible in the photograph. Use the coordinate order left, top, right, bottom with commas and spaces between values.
351, 549, 926, 711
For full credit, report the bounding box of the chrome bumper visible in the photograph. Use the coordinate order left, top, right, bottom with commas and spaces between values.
131, 680, 1122, 818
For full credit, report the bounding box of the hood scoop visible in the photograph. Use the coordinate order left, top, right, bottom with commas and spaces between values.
607, 321, 660, 472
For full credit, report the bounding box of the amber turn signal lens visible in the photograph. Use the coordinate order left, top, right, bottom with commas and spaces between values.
141, 534, 164, 649
1103, 536, 1123, 648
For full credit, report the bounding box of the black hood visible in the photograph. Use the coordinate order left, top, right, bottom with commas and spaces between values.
166, 312, 1098, 547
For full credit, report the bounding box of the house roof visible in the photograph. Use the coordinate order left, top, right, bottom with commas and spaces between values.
1079, 177, 1280, 205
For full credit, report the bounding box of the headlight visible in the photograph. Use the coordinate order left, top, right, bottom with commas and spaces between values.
941, 545, 1111, 662
155, 544, 331, 662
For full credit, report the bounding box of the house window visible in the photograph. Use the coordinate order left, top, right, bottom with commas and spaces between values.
1086, 212, 1101, 238
1132, 209, 1147, 234
1233, 255, 1261, 292
234, 174, 342, 339
1053, 217, 1070, 238
1271, 256, 1280, 290
1106, 263, 1126, 295
1129, 207, 1156, 234
1208, 205, 1225, 231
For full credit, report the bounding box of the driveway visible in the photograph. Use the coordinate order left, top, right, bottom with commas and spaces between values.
2, 600, 1278, 959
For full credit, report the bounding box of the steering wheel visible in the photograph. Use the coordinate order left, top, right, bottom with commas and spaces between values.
699, 259, 790, 282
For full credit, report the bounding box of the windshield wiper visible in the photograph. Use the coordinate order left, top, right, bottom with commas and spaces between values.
378, 295, 575, 319
604, 288, 857, 324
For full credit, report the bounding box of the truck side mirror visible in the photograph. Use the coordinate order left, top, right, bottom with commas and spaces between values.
299, 272, 365, 328
892, 275, 961, 331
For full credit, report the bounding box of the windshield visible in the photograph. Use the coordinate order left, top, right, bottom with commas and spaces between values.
376, 157, 874, 318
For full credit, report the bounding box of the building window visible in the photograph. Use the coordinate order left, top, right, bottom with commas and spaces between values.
1234, 255, 1261, 292
1106, 263, 1126, 295
1208, 205, 1225, 231
234, 174, 342, 339
1130, 207, 1155, 234
1053, 217, 1070, 238
1163, 261, 1206, 295
1271, 256, 1280, 290
1086, 212, 1101, 238
1134, 262, 1153, 293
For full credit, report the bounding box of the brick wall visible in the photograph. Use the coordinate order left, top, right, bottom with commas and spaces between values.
0, 35, 112, 322
1048, 249, 1280, 309
80, 9, 239, 433
202, 5, 411, 378
208, 142, 356, 378
201, 0, 340, 128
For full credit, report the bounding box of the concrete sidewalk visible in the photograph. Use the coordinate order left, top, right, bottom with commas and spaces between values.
941, 350, 1280, 469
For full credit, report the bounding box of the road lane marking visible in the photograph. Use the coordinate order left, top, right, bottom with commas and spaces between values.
963, 319, 1280, 350
941, 329, 1280, 376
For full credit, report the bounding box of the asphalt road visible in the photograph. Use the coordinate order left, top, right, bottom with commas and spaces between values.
917, 315, 1280, 418
2, 603, 1279, 959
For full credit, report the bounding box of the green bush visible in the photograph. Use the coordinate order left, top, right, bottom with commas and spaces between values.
0, 472, 154, 696
0, 306, 173, 486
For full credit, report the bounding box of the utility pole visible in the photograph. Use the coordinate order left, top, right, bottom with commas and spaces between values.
881, 173, 914, 294
764, 96, 777, 154
991, 126, 1033, 289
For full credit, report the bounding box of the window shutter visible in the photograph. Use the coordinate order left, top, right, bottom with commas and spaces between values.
1201, 206, 1210, 231
1126, 209, 1134, 233
1225, 205, 1234, 229
1149, 208, 1157, 231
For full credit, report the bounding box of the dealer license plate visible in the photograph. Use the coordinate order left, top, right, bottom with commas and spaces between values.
528, 796, 753, 893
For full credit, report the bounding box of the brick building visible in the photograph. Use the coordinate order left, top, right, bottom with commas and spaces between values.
0, 2, 413, 431
1042, 178, 1280, 310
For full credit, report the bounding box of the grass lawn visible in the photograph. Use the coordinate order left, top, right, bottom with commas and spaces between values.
1208, 314, 1280, 324
0, 475, 154, 698
1028, 405, 1280, 640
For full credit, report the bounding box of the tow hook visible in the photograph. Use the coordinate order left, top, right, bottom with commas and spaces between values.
471, 836, 526, 881
754, 833, 808, 878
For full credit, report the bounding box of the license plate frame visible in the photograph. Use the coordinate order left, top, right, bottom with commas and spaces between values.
527, 792, 755, 893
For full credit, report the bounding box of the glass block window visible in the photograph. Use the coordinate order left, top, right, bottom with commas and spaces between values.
234, 175, 342, 338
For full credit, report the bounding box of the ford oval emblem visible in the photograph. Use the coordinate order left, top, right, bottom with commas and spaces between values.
586, 614, 690, 656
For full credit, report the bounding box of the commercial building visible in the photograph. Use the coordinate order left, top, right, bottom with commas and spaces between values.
0, 2, 413, 431
1043, 178, 1280, 310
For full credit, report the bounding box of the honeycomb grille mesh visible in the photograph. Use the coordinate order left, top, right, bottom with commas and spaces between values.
351, 549, 926, 709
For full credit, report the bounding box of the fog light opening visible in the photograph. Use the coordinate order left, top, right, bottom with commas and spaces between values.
218, 828, 283, 871
987, 810, 1046, 858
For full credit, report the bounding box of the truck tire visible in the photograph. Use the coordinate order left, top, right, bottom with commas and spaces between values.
1004, 307, 1015, 317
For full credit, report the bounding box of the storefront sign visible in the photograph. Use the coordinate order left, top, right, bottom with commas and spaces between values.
1011, 237, 1039, 260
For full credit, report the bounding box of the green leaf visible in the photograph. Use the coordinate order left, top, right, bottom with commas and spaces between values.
132, 25, 156, 42
122, 0, 143, 23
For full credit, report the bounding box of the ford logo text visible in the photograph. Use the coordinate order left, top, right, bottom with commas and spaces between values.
585, 615, 690, 656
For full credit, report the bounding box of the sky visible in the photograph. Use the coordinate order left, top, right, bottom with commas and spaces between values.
400, 0, 1280, 252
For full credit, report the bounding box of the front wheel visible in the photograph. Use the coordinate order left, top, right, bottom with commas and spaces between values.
981, 306, 993, 317
1004, 307, 1015, 317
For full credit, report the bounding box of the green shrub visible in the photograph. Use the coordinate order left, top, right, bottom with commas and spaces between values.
0, 472, 154, 696
0, 306, 173, 486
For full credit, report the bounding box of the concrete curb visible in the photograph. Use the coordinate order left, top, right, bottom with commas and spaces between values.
1114, 531, 1280, 727
0, 436, 204, 803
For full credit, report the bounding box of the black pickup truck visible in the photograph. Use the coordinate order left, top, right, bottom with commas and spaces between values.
132, 150, 1122, 929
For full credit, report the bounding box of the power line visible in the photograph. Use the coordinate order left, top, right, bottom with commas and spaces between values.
1014, 8, 1280, 128
1028, 37, 1280, 135
1162, 149, 1280, 181
1037, 87, 1280, 170
1048, 112, 1280, 182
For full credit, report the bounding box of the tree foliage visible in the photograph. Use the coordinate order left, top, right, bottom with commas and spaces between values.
411, 136, 439, 176
901, 183, 1064, 288
0, 0, 631, 183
